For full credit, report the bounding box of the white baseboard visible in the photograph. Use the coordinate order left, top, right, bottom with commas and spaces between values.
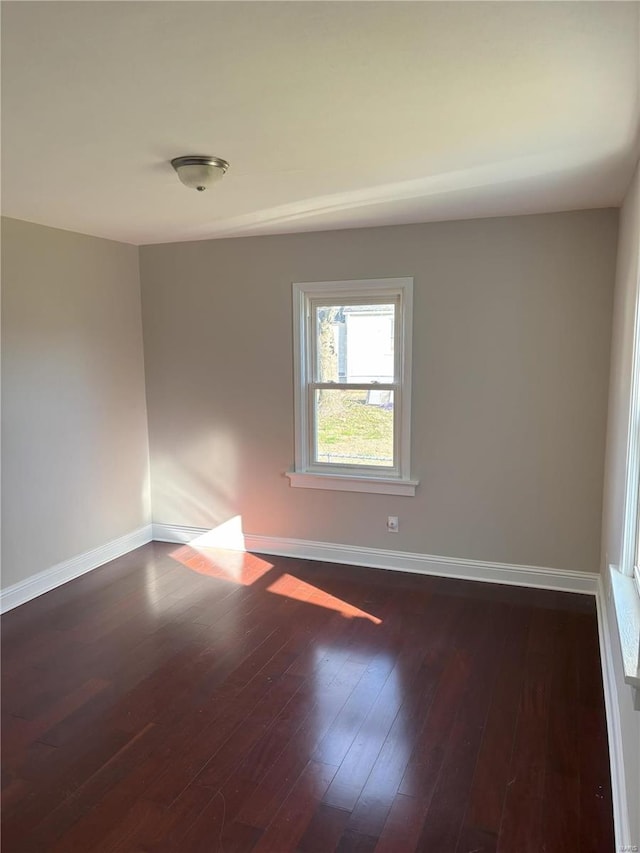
596, 577, 632, 850
153, 523, 216, 546
0, 524, 153, 613
151, 523, 599, 595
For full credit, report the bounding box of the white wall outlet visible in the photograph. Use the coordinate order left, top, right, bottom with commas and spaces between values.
387, 516, 399, 533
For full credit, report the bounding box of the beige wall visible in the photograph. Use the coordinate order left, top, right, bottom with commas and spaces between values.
601, 159, 640, 844
140, 209, 617, 573
1, 218, 151, 588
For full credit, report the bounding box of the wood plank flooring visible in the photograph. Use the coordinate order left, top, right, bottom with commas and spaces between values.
1, 542, 614, 852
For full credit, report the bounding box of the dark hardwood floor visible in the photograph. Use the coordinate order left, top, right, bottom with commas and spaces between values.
1, 542, 614, 852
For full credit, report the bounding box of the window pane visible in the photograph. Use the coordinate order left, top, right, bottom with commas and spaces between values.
315, 303, 395, 383
314, 389, 394, 467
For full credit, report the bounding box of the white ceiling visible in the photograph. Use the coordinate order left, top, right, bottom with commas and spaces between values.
2, 1, 639, 245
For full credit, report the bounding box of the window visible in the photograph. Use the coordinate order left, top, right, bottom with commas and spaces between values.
609, 264, 640, 706
627, 340, 640, 601
287, 278, 417, 495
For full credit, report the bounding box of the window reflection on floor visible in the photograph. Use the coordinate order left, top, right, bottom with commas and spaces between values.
309, 644, 410, 810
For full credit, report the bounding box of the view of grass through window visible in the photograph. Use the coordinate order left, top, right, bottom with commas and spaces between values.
315, 389, 394, 466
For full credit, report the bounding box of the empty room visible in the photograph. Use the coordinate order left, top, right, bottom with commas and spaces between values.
1, 2, 639, 851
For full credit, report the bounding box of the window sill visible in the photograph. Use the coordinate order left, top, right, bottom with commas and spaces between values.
609, 565, 640, 706
286, 470, 418, 496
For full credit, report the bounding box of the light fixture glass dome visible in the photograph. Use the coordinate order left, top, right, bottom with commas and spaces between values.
171, 156, 229, 191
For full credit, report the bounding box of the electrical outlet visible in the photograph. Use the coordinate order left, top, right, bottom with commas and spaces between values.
387, 516, 399, 533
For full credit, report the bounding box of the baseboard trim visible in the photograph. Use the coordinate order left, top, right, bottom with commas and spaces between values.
596, 577, 632, 850
0, 524, 153, 613
151, 523, 599, 595
153, 523, 214, 545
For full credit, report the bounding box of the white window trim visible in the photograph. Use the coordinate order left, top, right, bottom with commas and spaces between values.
620, 282, 640, 579
287, 277, 417, 496
610, 252, 640, 701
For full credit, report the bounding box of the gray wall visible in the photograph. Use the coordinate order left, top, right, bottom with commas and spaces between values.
140, 209, 618, 573
1, 218, 151, 588
601, 159, 640, 844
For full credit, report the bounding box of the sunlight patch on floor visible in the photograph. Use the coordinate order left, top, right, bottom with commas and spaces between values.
267, 573, 382, 623
166, 515, 381, 621
168, 515, 274, 585
170, 544, 274, 585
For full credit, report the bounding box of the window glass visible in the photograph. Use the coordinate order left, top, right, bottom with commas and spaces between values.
314, 303, 396, 384
314, 388, 394, 467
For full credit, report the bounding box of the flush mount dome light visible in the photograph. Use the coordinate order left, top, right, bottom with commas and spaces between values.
171, 155, 229, 192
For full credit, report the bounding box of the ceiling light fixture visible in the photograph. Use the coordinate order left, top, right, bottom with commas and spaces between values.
171, 155, 229, 192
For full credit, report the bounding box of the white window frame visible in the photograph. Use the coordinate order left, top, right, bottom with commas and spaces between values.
621, 284, 640, 581
287, 277, 418, 496
610, 255, 640, 706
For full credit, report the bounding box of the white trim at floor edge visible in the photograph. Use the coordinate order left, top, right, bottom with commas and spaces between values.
152, 524, 599, 595
0, 524, 153, 613
596, 577, 632, 851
